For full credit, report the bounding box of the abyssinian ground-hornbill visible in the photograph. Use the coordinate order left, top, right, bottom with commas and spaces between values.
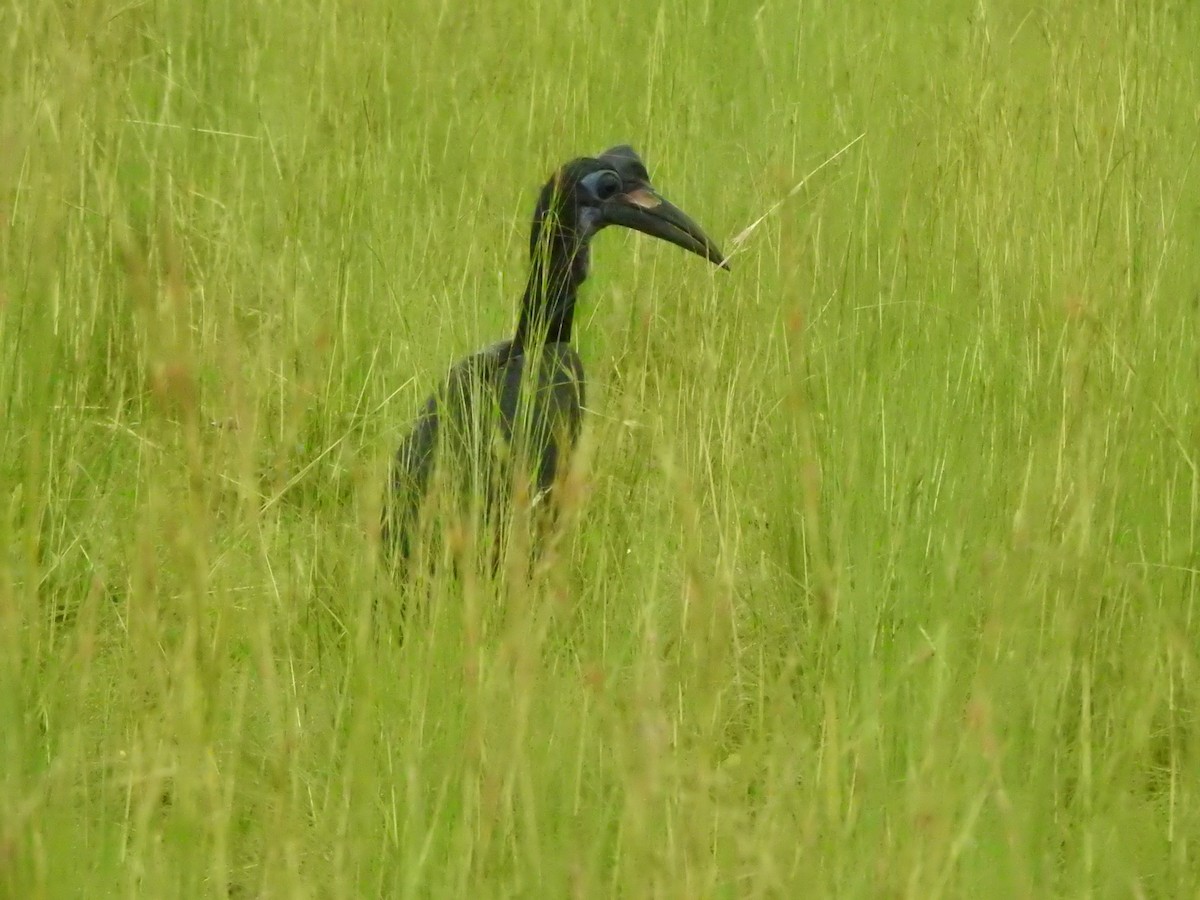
383, 145, 727, 571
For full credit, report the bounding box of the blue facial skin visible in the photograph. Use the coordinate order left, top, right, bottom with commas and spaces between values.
577, 169, 621, 239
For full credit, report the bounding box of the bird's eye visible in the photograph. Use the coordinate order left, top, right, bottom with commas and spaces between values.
587, 170, 622, 201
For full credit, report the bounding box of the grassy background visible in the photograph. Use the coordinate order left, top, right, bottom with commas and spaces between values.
2, 0, 1199, 895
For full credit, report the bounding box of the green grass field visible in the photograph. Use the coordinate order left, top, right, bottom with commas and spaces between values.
3, 0, 1199, 895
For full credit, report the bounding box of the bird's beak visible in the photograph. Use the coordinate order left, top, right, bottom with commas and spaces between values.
603, 186, 729, 270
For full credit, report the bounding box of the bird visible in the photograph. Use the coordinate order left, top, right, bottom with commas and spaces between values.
382, 145, 727, 573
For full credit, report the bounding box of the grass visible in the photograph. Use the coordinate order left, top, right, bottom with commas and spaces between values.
2, 0, 1199, 895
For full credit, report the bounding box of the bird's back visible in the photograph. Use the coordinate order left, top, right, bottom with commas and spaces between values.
383, 340, 585, 566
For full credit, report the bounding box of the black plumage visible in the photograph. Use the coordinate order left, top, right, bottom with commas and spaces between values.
383, 145, 727, 570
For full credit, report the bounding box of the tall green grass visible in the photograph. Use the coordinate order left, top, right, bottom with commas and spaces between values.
2, 0, 1198, 895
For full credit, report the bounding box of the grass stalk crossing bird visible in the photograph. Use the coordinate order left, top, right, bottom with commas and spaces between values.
382, 145, 727, 572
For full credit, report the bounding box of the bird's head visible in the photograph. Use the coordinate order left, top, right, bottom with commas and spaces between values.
530, 145, 728, 270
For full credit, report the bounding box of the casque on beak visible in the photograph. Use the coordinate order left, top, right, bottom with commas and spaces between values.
602, 184, 729, 270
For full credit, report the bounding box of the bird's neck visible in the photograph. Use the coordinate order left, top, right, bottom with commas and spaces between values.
514, 230, 589, 351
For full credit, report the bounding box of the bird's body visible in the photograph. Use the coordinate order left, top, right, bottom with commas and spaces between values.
386, 338, 584, 564
383, 145, 726, 571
